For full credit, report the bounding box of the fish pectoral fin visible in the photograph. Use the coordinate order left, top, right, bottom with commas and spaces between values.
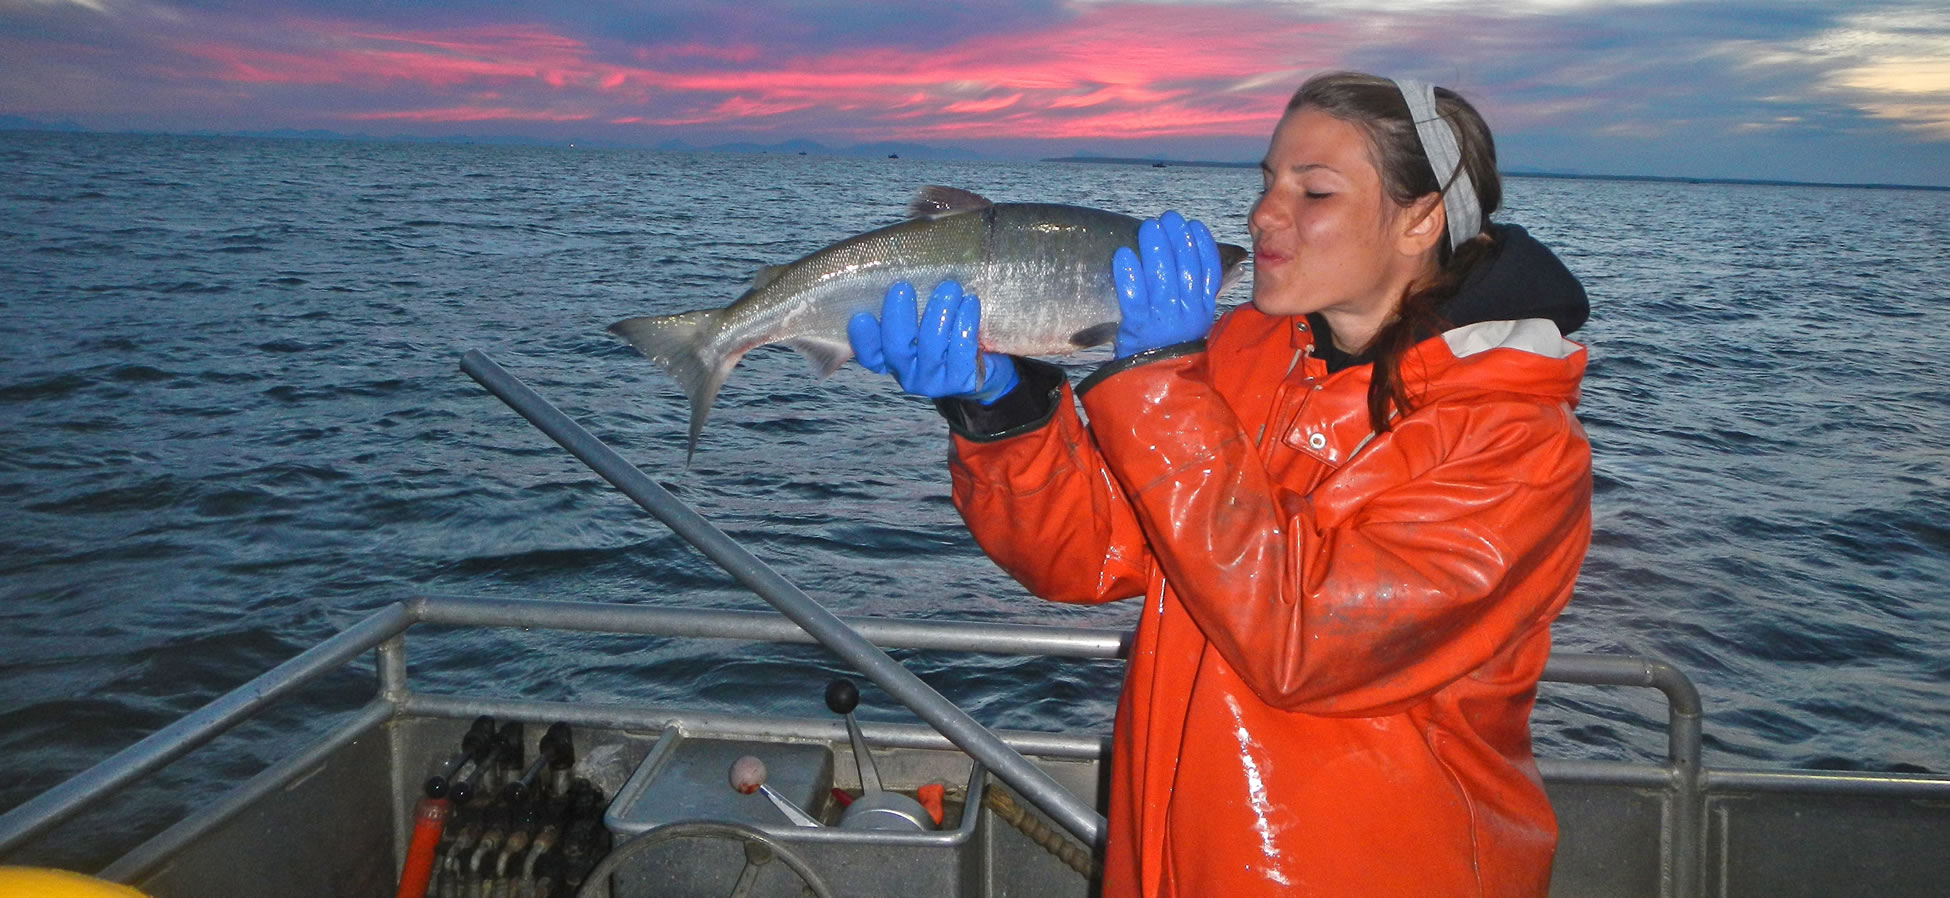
785, 337, 853, 378
1070, 321, 1120, 349
908, 186, 994, 219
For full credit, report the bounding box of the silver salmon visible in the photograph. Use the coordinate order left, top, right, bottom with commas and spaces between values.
609, 186, 1249, 457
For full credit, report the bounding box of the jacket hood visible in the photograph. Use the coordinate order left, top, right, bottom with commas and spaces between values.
1419, 317, 1586, 408
1420, 222, 1588, 407
1305, 221, 1587, 372
1442, 222, 1588, 335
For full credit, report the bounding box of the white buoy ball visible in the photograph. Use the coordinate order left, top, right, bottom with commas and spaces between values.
729, 755, 767, 794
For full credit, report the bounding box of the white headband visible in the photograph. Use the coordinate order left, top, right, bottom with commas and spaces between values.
1393, 78, 1481, 251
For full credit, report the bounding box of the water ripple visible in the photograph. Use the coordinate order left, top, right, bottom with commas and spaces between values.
0, 134, 1945, 863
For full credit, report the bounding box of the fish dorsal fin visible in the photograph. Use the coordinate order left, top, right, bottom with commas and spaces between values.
751, 264, 790, 291
909, 186, 994, 219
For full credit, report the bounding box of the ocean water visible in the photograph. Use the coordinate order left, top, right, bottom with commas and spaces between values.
2, 131, 1947, 866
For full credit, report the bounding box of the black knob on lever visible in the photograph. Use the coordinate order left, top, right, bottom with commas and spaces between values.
542, 721, 576, 798
453, 720, 522, 805
540, 722, 575, 768
826, 677, 884, 795
825, 678, 860, 716
822, 678, 934, 831
505, 721, 578, 805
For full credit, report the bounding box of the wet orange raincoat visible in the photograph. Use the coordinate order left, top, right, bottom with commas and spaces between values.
943, 261, 1591, 896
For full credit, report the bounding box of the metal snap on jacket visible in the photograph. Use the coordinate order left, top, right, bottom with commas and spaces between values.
1307, 433, 1327, 450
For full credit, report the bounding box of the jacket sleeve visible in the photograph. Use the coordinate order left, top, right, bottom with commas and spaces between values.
1078, 350, 1592, 715
945, 377, 1157, 606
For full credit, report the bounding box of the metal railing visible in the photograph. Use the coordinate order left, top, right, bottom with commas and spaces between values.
10, 590, 1949, 895
0, 595, 1704, 864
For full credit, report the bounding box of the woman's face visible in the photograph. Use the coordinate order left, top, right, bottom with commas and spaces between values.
1248, 107, 1439, 338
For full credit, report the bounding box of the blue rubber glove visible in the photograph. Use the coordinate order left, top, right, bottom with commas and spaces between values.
848, 280, 1020, 405
1111, 210, 1222, 359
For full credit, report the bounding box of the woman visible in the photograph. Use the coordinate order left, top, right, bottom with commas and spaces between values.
851, 71, 1591, 897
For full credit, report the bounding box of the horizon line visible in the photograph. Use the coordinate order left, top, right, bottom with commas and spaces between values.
4, 120, 1945, 194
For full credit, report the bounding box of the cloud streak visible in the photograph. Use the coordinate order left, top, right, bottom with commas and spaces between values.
147, 4, 1341, 143
1, 0, 1945, 183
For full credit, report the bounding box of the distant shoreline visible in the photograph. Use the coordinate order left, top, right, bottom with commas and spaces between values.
1041, 156, 1950, 193
2, 123, 1941, 193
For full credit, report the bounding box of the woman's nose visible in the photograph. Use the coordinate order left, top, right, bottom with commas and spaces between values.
1248, 193, 1284, 236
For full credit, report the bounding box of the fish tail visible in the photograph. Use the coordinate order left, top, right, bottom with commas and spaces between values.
608, 309, 740, 462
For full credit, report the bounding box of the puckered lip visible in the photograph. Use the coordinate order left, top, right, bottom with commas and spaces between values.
1253, 248, 1291, 267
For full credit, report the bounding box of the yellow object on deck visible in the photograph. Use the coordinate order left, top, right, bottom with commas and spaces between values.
0, 867, 147, 897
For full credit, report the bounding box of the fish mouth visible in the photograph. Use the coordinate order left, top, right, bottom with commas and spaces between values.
1221, 260, 1251, 294
1217, 241, 1251, 293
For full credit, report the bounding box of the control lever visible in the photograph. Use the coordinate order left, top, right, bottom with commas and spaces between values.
454, 720, 523, 804
504, 722, 574, 805
824, 678, 933, 831
729, 756, 821, 828
424, 716, 496, 801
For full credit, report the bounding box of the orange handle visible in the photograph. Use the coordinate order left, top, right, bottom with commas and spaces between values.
916, 782, 945, 827
393, 797, 451, 898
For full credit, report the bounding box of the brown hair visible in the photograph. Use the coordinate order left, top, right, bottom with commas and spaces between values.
1286, 71, 1501, 432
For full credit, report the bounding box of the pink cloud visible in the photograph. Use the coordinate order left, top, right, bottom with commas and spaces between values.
940, 93, 1026, 115
161, 3, 1345, 142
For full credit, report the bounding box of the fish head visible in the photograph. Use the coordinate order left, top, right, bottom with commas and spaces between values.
1216, 241, 1250, 294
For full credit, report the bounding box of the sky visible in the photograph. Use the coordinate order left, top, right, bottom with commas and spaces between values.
2, 0, 1947, 186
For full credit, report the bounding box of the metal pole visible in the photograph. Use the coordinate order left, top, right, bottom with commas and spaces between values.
411, 593, 1129, 658
460, 350, 1106, 847
377, 633, 410, 704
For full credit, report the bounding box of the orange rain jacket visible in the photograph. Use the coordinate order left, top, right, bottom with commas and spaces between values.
937, 225, 1592, 897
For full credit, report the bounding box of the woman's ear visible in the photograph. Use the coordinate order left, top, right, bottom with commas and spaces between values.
1397, 192, 1446, 258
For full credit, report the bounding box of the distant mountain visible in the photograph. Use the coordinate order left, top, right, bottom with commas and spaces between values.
656, 137, 819, 154
0, 114, 86, 132
1502, 168, 1950, 192
0, 121, 983, 160
847, 141, 987, 161
1043, 155, 1256, 169
188, 127, 377, 142
1045, 156, 1949, 192
655, 137, 983, 160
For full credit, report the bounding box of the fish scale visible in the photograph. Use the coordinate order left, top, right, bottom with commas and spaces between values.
610, 186, 1248, 458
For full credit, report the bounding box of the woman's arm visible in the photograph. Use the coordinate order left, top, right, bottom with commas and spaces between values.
1081, 353, 1592, 714
945, 370, 1155, 605
846, 277, 1158, 606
